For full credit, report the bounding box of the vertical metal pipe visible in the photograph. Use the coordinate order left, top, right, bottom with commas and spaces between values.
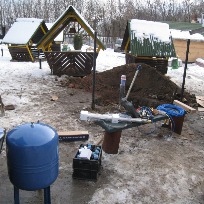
39, 58, 42, 69
44, 186, 51, 204
91, 31, 97, 110
180, 39, 190, 102
14, 186, 20, 204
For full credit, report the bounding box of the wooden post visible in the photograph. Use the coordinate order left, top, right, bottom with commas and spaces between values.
92, 31, 97, 110
102, 131, 122, 154
180, 39, 190, 102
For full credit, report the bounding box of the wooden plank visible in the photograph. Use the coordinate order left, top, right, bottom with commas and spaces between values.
198, 107, 204, 112
58, 131, 88, 136
173, 100, 196, 113
44, 51, 93, 76
126, 53, 168, 74
196, 96, 204, 107
58, 131, 89, 142
9, 47, 33, 62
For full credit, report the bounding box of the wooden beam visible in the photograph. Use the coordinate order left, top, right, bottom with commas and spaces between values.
40, 24, 47, 34
173, 100, 196, 113
38, 15, 71, 50
125, 37, 130, 53
26, 45, 34, 62
196, 96, 204, 107
198, 107, 204, 112
58, 131, 89, 142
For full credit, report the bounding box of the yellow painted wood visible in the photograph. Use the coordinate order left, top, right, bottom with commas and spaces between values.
125, 37, 130, 53
40, 25, 47, 34
74, 15, 105, 51
48, 43, 52, 51
38, 10, 105, 52
26, 45, 34, 62
29, 40, 33, 45
38, 15, 69, 50
97, 45, 102, 53
9, 45, 27, 48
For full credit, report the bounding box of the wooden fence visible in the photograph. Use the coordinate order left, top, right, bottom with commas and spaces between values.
173, 39, 204, 62
9, 46, 32, 61
44, 51, 95, 77
126, 53, 168, 75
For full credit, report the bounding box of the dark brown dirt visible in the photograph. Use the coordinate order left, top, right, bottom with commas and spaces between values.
62, 63, 197, 108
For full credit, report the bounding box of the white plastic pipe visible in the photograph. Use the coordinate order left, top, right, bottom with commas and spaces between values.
80, 111, 151, 124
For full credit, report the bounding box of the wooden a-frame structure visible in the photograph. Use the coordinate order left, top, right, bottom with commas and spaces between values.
37, 6, 105, 53
37, 6, 105, 77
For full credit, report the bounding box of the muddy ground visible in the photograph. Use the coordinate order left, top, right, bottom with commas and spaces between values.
0, 63, 204, 204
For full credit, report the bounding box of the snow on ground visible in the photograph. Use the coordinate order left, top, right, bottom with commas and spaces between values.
96, 48, 126, 72
0, 42, 204, 204
167, 63, 204, 96
0, 44, 53, 107
0, 43, 203, 110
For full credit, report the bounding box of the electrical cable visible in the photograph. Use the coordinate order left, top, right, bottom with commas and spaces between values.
136, 105, 177, 136
136, 106, 156, 135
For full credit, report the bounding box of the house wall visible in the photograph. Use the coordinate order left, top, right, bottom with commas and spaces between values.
173, 39, 204, 62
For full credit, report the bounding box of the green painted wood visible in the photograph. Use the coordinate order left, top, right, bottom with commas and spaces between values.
129, 31, 176, 57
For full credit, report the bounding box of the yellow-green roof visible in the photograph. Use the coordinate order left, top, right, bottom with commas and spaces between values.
37, 5, 105, 51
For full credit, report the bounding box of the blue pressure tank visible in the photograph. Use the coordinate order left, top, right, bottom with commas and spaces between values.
6, 122, 59, 191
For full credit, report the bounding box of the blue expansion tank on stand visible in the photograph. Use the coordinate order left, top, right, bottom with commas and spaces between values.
6, 122, 59, 204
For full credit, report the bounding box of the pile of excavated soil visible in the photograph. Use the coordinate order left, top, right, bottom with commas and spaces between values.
63, 63, 197, 108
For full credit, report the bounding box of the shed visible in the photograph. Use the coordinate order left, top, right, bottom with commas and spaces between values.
37, 5, 105, 77
3, 18, 48, 62
165, 21, 204, 62
170, 29, 204, 62
121, 19, 176, 74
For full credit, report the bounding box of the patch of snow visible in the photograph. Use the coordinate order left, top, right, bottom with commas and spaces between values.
171, 29, 204, 41
130, 19, 171, 43
2, 18, 44, 44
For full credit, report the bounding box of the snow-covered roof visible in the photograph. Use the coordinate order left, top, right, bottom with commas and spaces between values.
54, 5, 95, 34
170, 29, 204, 42
37, 5, 105, 51
46, 23, 63, 42
3, 18, 44, 45
130, 19, 171, 43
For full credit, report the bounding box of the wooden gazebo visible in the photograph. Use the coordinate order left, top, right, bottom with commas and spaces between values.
37, 5, 105, 77
121, 19, 176, 74
3, 18, 48, 62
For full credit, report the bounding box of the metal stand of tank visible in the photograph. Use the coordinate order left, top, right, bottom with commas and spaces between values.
44, 186, 51, 204
14, 186, 19, 204
13, 185, 51, 204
